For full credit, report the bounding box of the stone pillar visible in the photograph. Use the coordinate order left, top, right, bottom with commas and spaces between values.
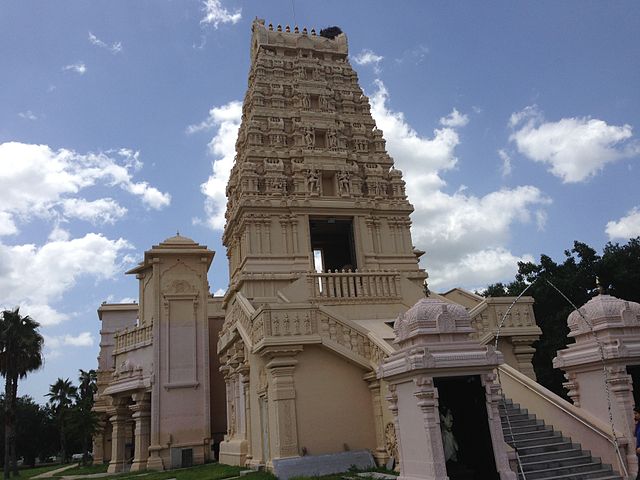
92, 418, 107, 464
129, 392, 151, 472
107, 397, 131, 473
240, 363, 252, 463
511, 336, 537, 379
364, 372, 388, 466
483, 372, 517, 479
265, 346, 302, 461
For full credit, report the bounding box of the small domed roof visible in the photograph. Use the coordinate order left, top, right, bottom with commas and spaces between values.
159, 234, 198, 246
568, 293, 640, 335
394, 297, 473, 344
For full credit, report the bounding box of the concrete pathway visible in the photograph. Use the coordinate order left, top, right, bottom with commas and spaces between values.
32, 464, 80, 479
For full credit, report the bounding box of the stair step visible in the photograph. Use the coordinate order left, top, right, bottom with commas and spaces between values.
500, 395, 623, 480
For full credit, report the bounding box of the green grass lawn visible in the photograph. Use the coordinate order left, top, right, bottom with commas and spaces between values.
16, 464, 63, 478
53, 463, 109, 476
115, 462, 242, 480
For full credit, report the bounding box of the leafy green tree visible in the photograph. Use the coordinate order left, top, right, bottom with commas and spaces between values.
0, 309, 44, 478
484, 237, 640, 398
47, 379, 77, 464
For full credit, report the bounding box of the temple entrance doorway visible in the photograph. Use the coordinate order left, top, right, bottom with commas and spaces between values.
309, 217, 357, 272
433, 375, 498, 480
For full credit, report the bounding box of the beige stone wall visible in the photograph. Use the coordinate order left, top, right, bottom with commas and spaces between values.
294, 345, 376, 455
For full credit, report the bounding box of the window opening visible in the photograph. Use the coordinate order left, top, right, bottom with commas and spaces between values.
309, 217, 356, 272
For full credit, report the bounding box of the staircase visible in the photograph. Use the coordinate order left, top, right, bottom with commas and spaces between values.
499, 398, 623, 480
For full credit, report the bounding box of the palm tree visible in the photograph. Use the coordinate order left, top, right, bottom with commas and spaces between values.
47, 379, 77, 464
0, 308, 44, 479
74, 370, 98, 465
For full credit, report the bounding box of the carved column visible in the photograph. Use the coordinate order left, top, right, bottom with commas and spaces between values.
512, 336, 537, 379
92, 417, 107, 464
265, 346, 303, 461
129, 392, 151, 472
364, 372, 388, 466
107, 397, 131, 473
607, 365, 638, 475
413, 376, 448, 480
239, 362, 252, 462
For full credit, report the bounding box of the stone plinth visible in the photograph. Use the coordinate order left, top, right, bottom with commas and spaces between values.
553, 293, 640, 476
379, 297, 516, 480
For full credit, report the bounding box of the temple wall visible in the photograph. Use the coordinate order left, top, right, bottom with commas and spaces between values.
294, 345, 376, 455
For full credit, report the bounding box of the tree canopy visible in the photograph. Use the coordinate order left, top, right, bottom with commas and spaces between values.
484, 237, 640, 397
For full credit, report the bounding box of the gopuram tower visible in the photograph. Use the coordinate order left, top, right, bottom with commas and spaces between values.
218, 19, 428, 472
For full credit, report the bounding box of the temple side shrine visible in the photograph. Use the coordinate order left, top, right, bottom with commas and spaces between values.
91, 19, 636, 480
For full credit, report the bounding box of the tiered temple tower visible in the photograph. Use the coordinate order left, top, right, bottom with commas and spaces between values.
217, 19, 427, 471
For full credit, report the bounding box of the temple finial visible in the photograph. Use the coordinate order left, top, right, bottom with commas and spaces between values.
595, 276, 606, 295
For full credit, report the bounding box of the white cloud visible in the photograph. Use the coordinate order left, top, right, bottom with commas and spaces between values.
0, 142, 170, 235
18, 110, 38, 121
44, 331, 95, 359
63, 62, 87, 75
62, 198, 127, 224
395, 44, 429, 65
45, 332, 94, 349
200, 0, 241, 28
439, 108, 469, 128
510, 105, 639, 183
88, 32, 122, 54
190, 101, 242, 230
353, 49, 384, 74
498, 149, 512, 177
213, 288, 227, 296
606, 207, 640, 240
369, 80, 550, 289
0, 233, 132, 326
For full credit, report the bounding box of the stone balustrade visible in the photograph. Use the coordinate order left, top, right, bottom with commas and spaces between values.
113, 323, 153, 354
308, 270, 401, 302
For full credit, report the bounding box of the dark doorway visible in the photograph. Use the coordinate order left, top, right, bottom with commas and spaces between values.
309, 217, 357, 271
434, 375, 499, 480
627, 365, 640, 406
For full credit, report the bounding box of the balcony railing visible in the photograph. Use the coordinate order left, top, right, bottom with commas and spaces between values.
308, 270, 401, 301
113, 323, 153, 354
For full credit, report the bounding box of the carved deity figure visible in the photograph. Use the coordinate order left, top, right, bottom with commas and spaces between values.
302, 93, 311, 110
319, 95, 328, 111
306, 169, 320, 194
338, 170, 350, 195
304, 127, 315, 147
327, 129, 338, 149
440, 408, 459, 462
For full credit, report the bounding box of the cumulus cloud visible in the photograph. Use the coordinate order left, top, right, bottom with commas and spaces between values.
63, 62, 87, 75
0, 142, 170, 235
62, 198, 127, 224
0, 233, 132, 326
439, 108, 469, 128
188, 101, 242, 230
200, 0, 241, 28
510, 105, 639, 183
370, 81, 550, 289
353, 49, 384, 74
88, 32, 122, 54
606, 207, 640, 240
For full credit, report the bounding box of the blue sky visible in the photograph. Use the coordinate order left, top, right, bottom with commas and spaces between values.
1, 1, 639, 402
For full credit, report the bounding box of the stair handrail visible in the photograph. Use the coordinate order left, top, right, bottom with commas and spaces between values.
499, 363, 628, 475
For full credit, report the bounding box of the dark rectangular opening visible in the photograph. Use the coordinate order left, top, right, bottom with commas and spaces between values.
181, 448, 193, 468
309, 217, 357, 272
434, 375, 499, 480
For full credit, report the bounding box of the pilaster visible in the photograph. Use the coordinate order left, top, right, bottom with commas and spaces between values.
107, 397, 131, 473
129, 392, 151, 472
